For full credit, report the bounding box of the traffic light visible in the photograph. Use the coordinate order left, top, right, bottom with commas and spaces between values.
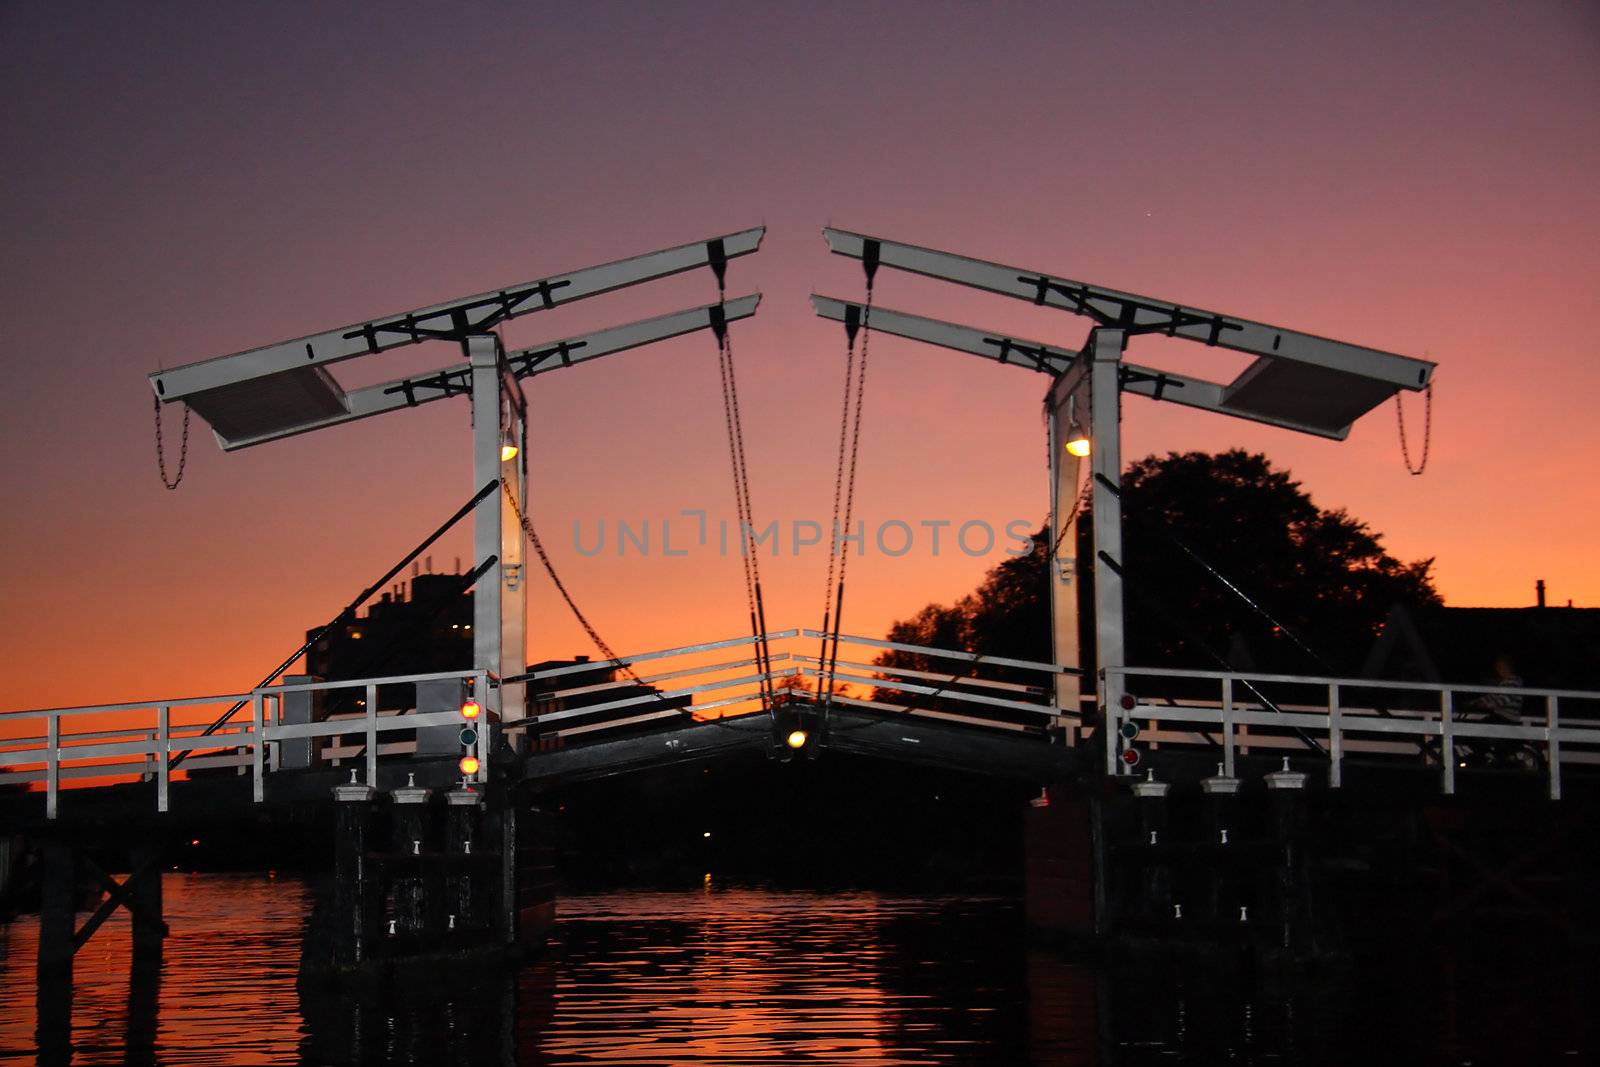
1118, 706, 1142, 770
458, 684, 483, 779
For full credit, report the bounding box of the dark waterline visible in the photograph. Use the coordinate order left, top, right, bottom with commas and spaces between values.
0, 873, 1592, 1064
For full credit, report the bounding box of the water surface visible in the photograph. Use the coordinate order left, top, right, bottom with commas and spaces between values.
0, 875, 1591, 1064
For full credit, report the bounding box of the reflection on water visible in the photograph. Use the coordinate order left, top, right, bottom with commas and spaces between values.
0, 874, 309, 1065
520, 891, 1095, 1065
0, 874, 1593, 1064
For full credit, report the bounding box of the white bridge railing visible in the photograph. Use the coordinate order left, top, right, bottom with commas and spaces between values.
794, 629, 1068, 732
0, 628, 1069, 820
0, 668, 492, 819
24, 636, 1587, 817
511, 628, 1073, 746
1103, 666, 1600, 800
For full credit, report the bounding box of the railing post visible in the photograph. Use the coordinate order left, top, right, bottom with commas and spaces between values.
45, 714, 59, 820
1328, 684, 1343, 789
1221, 677, 1235, 779
251, 693, 265, 803
1440, 690, 1454, 795
1547, 695, 1561, 801
268, 694, 280, 772
365, 683, 379, 788
156, 705, 170, 813
1102, 669, 1122, 776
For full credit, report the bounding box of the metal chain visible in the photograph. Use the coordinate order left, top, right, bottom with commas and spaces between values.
1397, 381, 1433, 476
819, 285, 874, 704
715, 303, 758, 614
819, 304, 861, 642
154, 396, 190, 490
835, 292, 871, 593
501, 480, 701, 726
503, 482, 628, 674
1047, 462, 1094, 559
713, 279, 775, 712
505, 443, 765, 732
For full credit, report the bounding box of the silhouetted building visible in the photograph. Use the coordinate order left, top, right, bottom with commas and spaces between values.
304, 580, 691, 723
306, 573, 474, 711
1364, 603, 1600, 690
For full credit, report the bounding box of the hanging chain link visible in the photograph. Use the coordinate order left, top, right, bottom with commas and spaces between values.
715, 294, 758, 616
835, 291, 871, 608
505, 439, 764, 731
1397, 380, 1433, 475
713, 277, 776, 713
820, 302, 862, 642
154, 396, 191, 490
817, 284, 875, 704
1047, 458, 1094, 559
502, 480, 690, 718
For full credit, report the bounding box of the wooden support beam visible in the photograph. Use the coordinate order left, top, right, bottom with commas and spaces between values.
72, 854, 165, 954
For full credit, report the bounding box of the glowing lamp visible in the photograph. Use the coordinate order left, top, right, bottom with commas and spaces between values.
500, 442, 519, 462
786, 729, 809, 750
460, 699, 481, 720
1065, 434, 1091, 458
458, 755, 481, 775
1120, 748, 1141, 767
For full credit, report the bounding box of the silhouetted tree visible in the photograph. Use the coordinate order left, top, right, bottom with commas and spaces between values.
878, 450, 1439, 689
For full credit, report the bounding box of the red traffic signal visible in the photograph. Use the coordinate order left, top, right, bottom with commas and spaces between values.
460, 699, 481, 719
1120, 747, 1141, 768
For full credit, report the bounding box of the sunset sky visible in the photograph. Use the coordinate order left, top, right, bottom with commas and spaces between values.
2, 1, 1596, 713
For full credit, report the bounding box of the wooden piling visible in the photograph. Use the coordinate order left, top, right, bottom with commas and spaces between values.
331, 778, 377, 969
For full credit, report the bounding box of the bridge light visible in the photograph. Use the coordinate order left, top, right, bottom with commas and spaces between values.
768, 706, 814, 761
458, 755, 481, 775
1065, 433, 1091, 458
500, 442, 519, 462
460, 699, 481, 719
1120, 748, 1141, 768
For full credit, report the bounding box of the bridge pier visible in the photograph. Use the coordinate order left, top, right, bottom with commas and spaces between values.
1024, 783, 1107, 945
36, 841, 74, 1064
308, 773, 554, 980
1026, 765, 1323, 965
390, 777, 432, 942
330, 776, 379, 969
1265, 761, 1311, 956
32, 834, 167, 1065
445, 788, 482, 931
1027, 752, 1600, 971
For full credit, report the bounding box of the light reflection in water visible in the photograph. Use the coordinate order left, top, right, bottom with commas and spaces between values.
5, 874, 1585, 1064
0, 876, 1099, 1065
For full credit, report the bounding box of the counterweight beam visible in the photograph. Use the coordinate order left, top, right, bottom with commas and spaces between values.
821, 227, 1434, 437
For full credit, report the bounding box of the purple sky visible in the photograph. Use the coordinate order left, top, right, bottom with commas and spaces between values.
2, 1, 1596, 710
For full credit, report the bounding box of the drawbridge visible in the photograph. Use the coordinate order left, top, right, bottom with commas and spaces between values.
5, 224, 1599, 829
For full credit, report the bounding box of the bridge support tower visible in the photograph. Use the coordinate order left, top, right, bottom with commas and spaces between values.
313, 775, 553, 978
